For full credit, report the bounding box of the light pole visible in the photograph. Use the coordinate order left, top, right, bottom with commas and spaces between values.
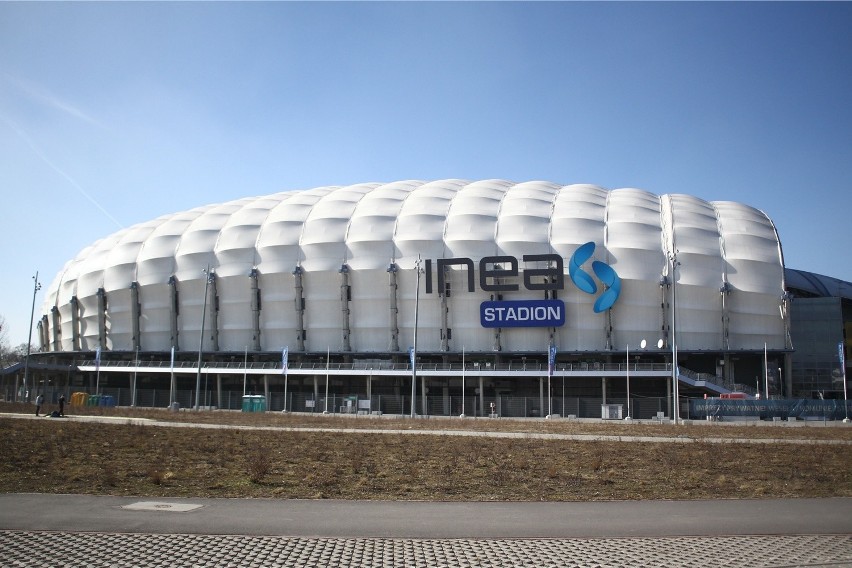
668, 251, 681, 424
23, 272, 41, 402
546, 344, 556, 419
324, 346, 330, 414
410, 255, 423, 418
626, 339, 648, 420
194, 265, 212, 411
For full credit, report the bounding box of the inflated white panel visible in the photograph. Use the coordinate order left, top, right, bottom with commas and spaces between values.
346, 181, 419, 271
216, 275, 254, 351
716, 202, 783, 294
76, 232, 126, 299
176, 279, 213, 351
300, 183, 376, 272
496, 181, 558, 259
675, 285, 723, 350
57, 303, 74, 352
138, 282, 172, 351
606, 189, 664, 279
348, 269, 392, 352
256, 272, 298, 351
56, 257, 83, 310
214, 196, 281, 278
77, 294, 98, 351
605, 189, 666, 352
551, 184, 607, 256
103, 219, 163, 292
136, 209, 206, 286
106, 288, 133, 350
444, 180, 505, 259
256, 188, 333, 274
443, 268, 485, 352
394, 180, 465, 267
713, 201, 785, 350
174, 201, 248, 282
610, 281, 664, 346
301, 268, 343, 351
561, 285, 606, 351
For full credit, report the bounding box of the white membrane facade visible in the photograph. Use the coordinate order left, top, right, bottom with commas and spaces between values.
40, 181, 787, 354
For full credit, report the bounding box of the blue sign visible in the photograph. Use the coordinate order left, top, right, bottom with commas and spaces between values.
480, 299, 565, 328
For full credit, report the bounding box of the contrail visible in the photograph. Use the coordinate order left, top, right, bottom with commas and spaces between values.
3, 73, 104, 129
0, 113, 124, 230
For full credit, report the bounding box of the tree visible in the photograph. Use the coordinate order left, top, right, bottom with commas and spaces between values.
0, 315, 11, 367
0, 317, 35, 368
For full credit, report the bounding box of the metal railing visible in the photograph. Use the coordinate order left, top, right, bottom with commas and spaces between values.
76, 358, 675, 374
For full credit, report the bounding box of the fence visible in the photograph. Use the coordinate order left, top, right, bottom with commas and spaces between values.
6, 384, 682, 419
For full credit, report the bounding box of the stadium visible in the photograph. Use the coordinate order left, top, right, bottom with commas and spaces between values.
7, 180, 851, 420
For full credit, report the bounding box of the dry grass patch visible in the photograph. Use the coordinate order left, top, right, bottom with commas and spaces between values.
1, 417, 849, 501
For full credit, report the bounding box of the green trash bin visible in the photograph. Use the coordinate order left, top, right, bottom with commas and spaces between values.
87, 395, 101, 407
241, 395, 266, 413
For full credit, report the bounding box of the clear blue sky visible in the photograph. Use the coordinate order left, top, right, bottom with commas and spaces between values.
1, 2, 850, 347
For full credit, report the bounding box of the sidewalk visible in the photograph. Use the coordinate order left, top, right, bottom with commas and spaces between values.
1, 494, 851, 567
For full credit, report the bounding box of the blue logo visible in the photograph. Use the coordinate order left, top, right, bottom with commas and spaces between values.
568, 242, 621, 312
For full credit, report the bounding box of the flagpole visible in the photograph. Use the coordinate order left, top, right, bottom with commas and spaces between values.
243, 346, 248, 396
547, 344, 556, 419
324, 347, 330, 414
132, 345, 139, 407
764, 342, 769, 400
169, 346, 176, 408
94, 346, 101, 396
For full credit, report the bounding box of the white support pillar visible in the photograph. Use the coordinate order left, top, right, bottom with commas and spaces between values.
421, 376, 427, 416
479, 375, 484, 418
313, 375, 319, 411
264, 375, 269, 411
217, 374, 223, 410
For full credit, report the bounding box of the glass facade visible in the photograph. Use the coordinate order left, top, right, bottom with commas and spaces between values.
790, 297, 847, 397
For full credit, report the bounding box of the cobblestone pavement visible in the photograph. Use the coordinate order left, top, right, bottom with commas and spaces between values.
2, 531, 851, 568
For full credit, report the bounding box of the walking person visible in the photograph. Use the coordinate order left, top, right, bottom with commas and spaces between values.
58, 394, 66, 417
35, 393, 44, 416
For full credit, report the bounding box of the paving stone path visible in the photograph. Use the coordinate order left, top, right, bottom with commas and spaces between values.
2, 531, 851, 568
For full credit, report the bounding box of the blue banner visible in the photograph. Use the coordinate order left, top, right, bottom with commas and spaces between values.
690, 398, 852, 420
480, 299, 565, 328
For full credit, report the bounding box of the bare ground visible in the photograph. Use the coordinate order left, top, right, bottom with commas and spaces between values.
1, 403, 850, 501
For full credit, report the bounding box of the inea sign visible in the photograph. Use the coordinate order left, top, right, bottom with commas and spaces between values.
423, 242, 621, 328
